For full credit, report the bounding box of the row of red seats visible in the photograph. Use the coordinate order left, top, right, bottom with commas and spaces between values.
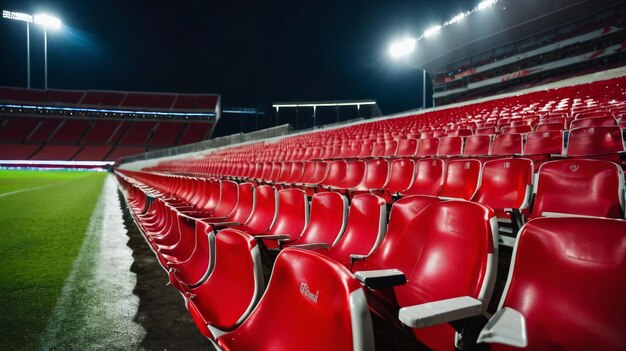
127, 157, 625, 245
116, 168, 626, 350
147, 125, 625, 172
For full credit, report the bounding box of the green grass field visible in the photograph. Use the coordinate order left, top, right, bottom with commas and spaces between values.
0, 170, 106, 350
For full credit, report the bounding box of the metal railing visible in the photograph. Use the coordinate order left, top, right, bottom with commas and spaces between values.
117, 124, 293, 164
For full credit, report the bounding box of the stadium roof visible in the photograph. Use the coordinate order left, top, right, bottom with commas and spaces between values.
413, 0, 624, 72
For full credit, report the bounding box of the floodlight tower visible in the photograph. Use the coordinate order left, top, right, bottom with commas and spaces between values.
34, 14, 61, 90
388, 37, 429, 109
2, 10, 33, 88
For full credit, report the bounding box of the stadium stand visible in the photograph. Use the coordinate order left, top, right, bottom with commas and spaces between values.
0, 87, 219, 161
114, 67, 626, 349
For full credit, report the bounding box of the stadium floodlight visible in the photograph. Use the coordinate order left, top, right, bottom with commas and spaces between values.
3, 10, 33, 88
3, 10, 33, 22
34, 14, 61, 90
423, 25, 442, 38
477, 0, 497, 11
449, 12, 466, 24
34, 14, 61, 29
388, 37, 417, 59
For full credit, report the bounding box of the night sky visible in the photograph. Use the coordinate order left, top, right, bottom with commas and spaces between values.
1, 1, 477, 117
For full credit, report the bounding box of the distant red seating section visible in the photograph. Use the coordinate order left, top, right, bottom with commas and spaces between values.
0, 116, 212, 160
0, 87, 218, 160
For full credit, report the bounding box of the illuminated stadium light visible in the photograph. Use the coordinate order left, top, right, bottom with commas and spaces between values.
272, 101, 377, 108
2, 10, 33, 22
423, 25, 442, 38
34, 14, 61, 29
411, 0, 501, 42
448, 12, 467, 24
477, 0, 497, 11
388, 37, 416, 58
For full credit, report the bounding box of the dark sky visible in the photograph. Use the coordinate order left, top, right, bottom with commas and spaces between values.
0, 1, 477, 115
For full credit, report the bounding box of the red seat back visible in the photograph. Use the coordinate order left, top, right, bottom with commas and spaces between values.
531, 159, 624, 218
400, 158, 445, 196
492, 133, 523, 155
217, 248, 373, 351
385, 158, 416, 194
534, 122, 563, 132
188, 229, 263, 334
437, 136, 462, 157
210, 180, 239, 217
355, 158, 389, 190
337, 160, 366, 189
569, 116, 616, 129
229, 182, 255, 223
464, 135, 491, 156
472, 158, 533, 212
287, 192, 348, 247
323, 194, 387, 266
395, 139, 418, 157
501, 125, 531, 134
494, 217, 626, 350
322, 160, 348, 187
438, 159, 481, 200
239, 185, 277, 233
524, 131, 563, 155
566, 126, 625, 156
417, 137, 439, 157
266, 188, 309, 246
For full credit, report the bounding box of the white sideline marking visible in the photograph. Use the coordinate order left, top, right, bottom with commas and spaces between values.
40, 175, 145, 350
0, 177, 85, 198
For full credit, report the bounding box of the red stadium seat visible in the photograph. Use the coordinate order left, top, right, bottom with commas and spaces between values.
349, 158, 390, 193
492, 133, 523, 156
253, 188, 309, 249
384, 158, 416, 196
501, 125, 531, 134
216, 248, 374, 351
282, 192, 348, 248
400, 158, 445, 196
315, 194, 387, 267
437, 136, 463, 157
523, 131, 563, 155
530, 159, 624, 219
534, 122, 563, 132
464, 135, 492, 156
569, 115, 616, 129
396, 138, 418, 157
438, 159, 481, 200
471, 158, 533, 244
566, 126, 625, 156
232, 185, 278, 234
353, 200, 497, 351
478, 217, 626, 351
187, 228, 264, 339
416, 137, 439, 158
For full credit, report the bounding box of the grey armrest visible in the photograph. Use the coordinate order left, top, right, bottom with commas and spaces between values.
350, 254, 367, 266
354, 269, 406, 289
287, 243, 331, 250
254, 234, 291, 241
477, 307, 527, 347
398, 296, 482, 328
